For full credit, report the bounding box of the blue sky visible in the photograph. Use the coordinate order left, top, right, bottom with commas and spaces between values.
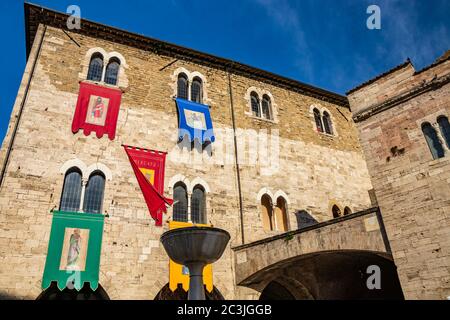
0, 0, 449, 143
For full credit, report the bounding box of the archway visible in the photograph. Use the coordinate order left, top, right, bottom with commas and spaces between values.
154, 283, 224, 300
241, 250, 404, 300
260, 281, 295, 300
36, 282, 110, 300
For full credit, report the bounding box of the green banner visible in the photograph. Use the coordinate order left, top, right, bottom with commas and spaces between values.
42, 211, 105, 291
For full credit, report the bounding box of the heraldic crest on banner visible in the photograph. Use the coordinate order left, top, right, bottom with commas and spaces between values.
72, 82, 122, 140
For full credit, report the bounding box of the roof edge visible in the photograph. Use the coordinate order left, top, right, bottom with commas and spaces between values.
24, 2, 349, 107
346, 59, 413, 95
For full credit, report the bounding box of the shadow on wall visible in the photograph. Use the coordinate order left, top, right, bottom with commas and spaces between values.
294, 210, 318, 230
0, 292, 22, 300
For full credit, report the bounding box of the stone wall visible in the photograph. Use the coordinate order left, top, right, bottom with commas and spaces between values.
348, 55, 450, 299
0, 23, 372, 299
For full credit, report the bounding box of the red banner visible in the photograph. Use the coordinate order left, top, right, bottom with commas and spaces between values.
72, 82, 122, 140
123, 145, 173, 226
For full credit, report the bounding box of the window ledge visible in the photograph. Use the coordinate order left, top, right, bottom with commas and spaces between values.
245, 113, 277, 124
317, 131, 336, 138
81, 79, 122, 91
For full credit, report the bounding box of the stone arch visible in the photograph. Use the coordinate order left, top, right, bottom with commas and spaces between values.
79, 47, 128, 88
60, 158, 88, 177
328, 200, 343, 218
170, 67, 211, 105
86, 163, 113, 181
273, 190, 290, 205
256, 187, 274, 203
238, 250, 404, 300
190, 177, 210, 194
168, 174, 191, 194
309, 104, 338, 136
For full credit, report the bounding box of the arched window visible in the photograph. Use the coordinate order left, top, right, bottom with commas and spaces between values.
173, 182, 188, 222
332, 205, 341, 218
60, 168, 82, 212
83, 171, 105, 214
177, 73, 189, 100
313, 108, 323, 133
87, 53, 104, 82
274, 197, 288, 232
104, 58, 120, 85
344, 207, 352, 215
322, 112, 333, 135
191, 77, 203, 103
422, 122, 445, 159
261, 95, 272, 120
251, 92, 261, 118
260, 194, 273, 231
191, 185, 206, 224
437, 116, 450, 149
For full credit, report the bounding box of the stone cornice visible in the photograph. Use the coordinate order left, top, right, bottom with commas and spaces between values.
353, 73, 450, 123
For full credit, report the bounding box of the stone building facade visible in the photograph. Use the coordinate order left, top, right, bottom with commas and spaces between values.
0, 4, 374, 299
348, 52, 450, 299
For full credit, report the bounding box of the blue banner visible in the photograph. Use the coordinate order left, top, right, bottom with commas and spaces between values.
175, 98, 215, 145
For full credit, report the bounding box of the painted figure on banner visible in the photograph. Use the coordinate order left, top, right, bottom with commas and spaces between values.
86, 95, 109, 126
67, 228, 81, 269
92, 97, 104, 119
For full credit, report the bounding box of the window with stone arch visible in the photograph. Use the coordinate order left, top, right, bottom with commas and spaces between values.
260, 194, 274, 231
60, 167, 83, 212
332, 205, 342, 218
191, 77, 203, 104
191, 185, 206, 224
322, 111, 333, 135
83, 171, 106, 214
437, 116, 450, 149
422, 122, 445, 159
173, 182, 188, 222
250, 92, 261, 118
177, 73, 189, 100
274, 196, 288, 232
261, 94, 273, 120
104, 57, 120, 86
313, 108, 323, 133
87, 53, 104, 82
344, 206, 352, 215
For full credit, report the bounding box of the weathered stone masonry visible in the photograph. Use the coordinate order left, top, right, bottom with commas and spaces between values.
348, 53, 450, 300
0, 5, 373, 299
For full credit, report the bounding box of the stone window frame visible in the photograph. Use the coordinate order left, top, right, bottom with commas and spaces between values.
417, 109, 450, 160
79, 47, 129, 89
309, 104, 338, 137
244, 87, 279, 123
168, 174, 211, 224
256, 187, 290, 232
170, 67, 212, 106
59, 159, 112, 214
